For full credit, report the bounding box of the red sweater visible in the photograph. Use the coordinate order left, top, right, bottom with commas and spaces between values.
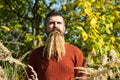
26, 44, 85, 80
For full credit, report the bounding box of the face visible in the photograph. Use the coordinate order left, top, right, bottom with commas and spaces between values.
45, 16, 66, 34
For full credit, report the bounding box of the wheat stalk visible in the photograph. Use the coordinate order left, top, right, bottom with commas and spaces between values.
0, 66, 7, 80
26, 65, 38, 80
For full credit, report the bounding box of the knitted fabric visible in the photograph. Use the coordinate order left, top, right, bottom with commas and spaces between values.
26, 44, 85, 80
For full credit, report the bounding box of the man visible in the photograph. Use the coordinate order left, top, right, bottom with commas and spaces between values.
26, 10, 86, 80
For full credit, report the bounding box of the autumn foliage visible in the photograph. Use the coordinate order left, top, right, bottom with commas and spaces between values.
0, 0, 120, 80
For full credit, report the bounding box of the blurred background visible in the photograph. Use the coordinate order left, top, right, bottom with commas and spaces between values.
0, 0, 120, 80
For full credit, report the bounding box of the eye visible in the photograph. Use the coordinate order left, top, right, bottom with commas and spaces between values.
57, 22, 62, 24
49, 22, 54, 25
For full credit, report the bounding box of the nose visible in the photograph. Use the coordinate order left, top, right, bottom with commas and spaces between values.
53, 22, 58, 28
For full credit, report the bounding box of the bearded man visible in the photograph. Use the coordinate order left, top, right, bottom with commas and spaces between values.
26, 10, 87, 80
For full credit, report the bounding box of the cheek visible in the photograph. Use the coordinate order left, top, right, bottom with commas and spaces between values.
47, 25, 53, 29
46, 26, 53, 33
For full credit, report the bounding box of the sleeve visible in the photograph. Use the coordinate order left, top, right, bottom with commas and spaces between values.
25, 51, 37, 80
73, 46, 87, 78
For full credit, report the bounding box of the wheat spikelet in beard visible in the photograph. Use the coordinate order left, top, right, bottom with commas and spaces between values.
55, 32, 65, 60
47, 34, 55, 58
43, 31, 65, 60
42, 33, 55, 58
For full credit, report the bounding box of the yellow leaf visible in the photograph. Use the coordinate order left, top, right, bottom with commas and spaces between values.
84, 1, 92, 16
62, 5, 66, 11
110, 37, 115, 44
84, 1, 91, 7
1, 26, 10, 31
90, 0, 96, 2
36, 35, 44, 46
90, 29, 99, 38
84, 6, 92, 16
77, 26, 88, 41
98, 38, 105, 46
82, 31, 88, 41
109, 5, 114, 9
90, 58, 94, 64
90, 18, 97, 28
37, 35, 43, 40
114, 11, 120, 18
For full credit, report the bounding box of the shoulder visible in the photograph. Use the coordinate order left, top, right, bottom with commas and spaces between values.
65, 44, 85, 66
32, 46, 44, 53
65, 43, 76, 48
65, 43, 83, 56
30, 46, 44, 57
65, 43, 82, 51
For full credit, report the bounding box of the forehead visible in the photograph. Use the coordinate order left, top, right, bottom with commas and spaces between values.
48, 16, 64, 22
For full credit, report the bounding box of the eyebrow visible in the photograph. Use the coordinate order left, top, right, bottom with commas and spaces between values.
49, 19, 63, 22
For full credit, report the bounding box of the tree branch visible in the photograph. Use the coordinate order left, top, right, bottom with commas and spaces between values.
41, 0, 51, 10
4, 0, 32, 20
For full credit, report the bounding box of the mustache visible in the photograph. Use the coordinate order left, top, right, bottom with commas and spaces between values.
53, 28, 61, 32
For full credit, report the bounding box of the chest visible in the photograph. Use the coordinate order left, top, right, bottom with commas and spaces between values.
37, 56, 75, 73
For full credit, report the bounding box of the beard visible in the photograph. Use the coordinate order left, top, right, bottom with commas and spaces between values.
42, 30, 65, 61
